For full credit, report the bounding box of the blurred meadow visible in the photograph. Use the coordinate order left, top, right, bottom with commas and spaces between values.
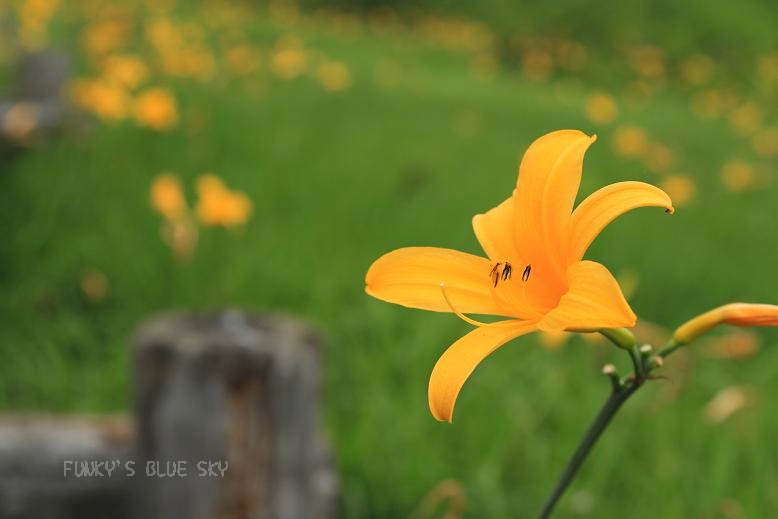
2, 0, 778, 517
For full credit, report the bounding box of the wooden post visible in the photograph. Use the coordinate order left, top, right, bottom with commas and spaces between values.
0, 415, 133, 518
0, 51, 70, 146
132, 310, 340, 519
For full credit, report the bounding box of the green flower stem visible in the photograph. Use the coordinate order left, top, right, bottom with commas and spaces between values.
536, 378, 643, 519
658, 338, 682, 359
628, 345, 644, 376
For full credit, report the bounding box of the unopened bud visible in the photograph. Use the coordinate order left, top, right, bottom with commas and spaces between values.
673, 303, 778, 345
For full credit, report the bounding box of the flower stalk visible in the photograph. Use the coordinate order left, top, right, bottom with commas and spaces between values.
537, 341, 647, 519
537, 326, 705, 517
537, 371, 643, 519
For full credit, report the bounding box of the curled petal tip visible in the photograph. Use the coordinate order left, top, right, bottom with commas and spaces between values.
429, 392, 456, 423
569, 181, 677, 260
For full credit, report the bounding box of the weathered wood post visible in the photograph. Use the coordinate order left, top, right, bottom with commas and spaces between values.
0, 51, 70, 146
132, 310, 340, 519
0, 415, 133, 519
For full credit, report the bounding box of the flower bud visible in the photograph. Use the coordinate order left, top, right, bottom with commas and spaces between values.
673, 303, 778, 345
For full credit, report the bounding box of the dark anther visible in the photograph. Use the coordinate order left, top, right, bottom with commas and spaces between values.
521, 264, 531, 282
489, 262, 501, 287
501, 262, 512, 281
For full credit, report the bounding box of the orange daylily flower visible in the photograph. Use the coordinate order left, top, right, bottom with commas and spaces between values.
673, 303, 778, 345
195, 174, 253, 227
365, 130, 674, 422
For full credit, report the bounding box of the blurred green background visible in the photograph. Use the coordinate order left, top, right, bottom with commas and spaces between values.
2, 0, 778, 517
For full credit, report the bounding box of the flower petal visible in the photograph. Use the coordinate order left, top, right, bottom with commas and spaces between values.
538, 260, 636, 332
428, 320, 537, 422
514, 130, 596, 280
472, 196, 516, 262
569, 181, 674, 261
365, 247, 507, 316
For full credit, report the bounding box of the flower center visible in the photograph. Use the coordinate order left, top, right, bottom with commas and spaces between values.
490, 261, 531, 287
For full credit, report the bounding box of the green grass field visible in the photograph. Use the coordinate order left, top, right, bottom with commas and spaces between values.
2, 1, 778, 517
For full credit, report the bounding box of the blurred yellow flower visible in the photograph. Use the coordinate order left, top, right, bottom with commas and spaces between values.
612, 125, 648, 157
71, 79, 130, 121
629, 45, 665, 80
757, 53, 778, 87
82, 20, 129, 57
103, 54, 149, 90
721, 160, 759, 192
316, 61, 351, 92
134, 87, 178, 131
272, 38, 307, 79
728, 102, 763, 136
752, 128, 778, 157
146, 17, 183, 49
18, 0, 60, 25
522, 48, 553, 82
679, 54, 715, 86
660, 175, 697, 207
161, 48, 216, 81
149, 173, 198, 260
584, 92, 618, 125
196, 174, 253, 227
80, 269, 110, 303
146, 18, 215, 81
18, 0, 60, 49
150, 173, 188, 221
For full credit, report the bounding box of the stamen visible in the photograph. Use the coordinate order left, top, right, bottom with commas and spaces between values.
501, 262, 512, 281
521, 264, 531, 282
489, 262, 501, 288
440, 283, 490, 327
